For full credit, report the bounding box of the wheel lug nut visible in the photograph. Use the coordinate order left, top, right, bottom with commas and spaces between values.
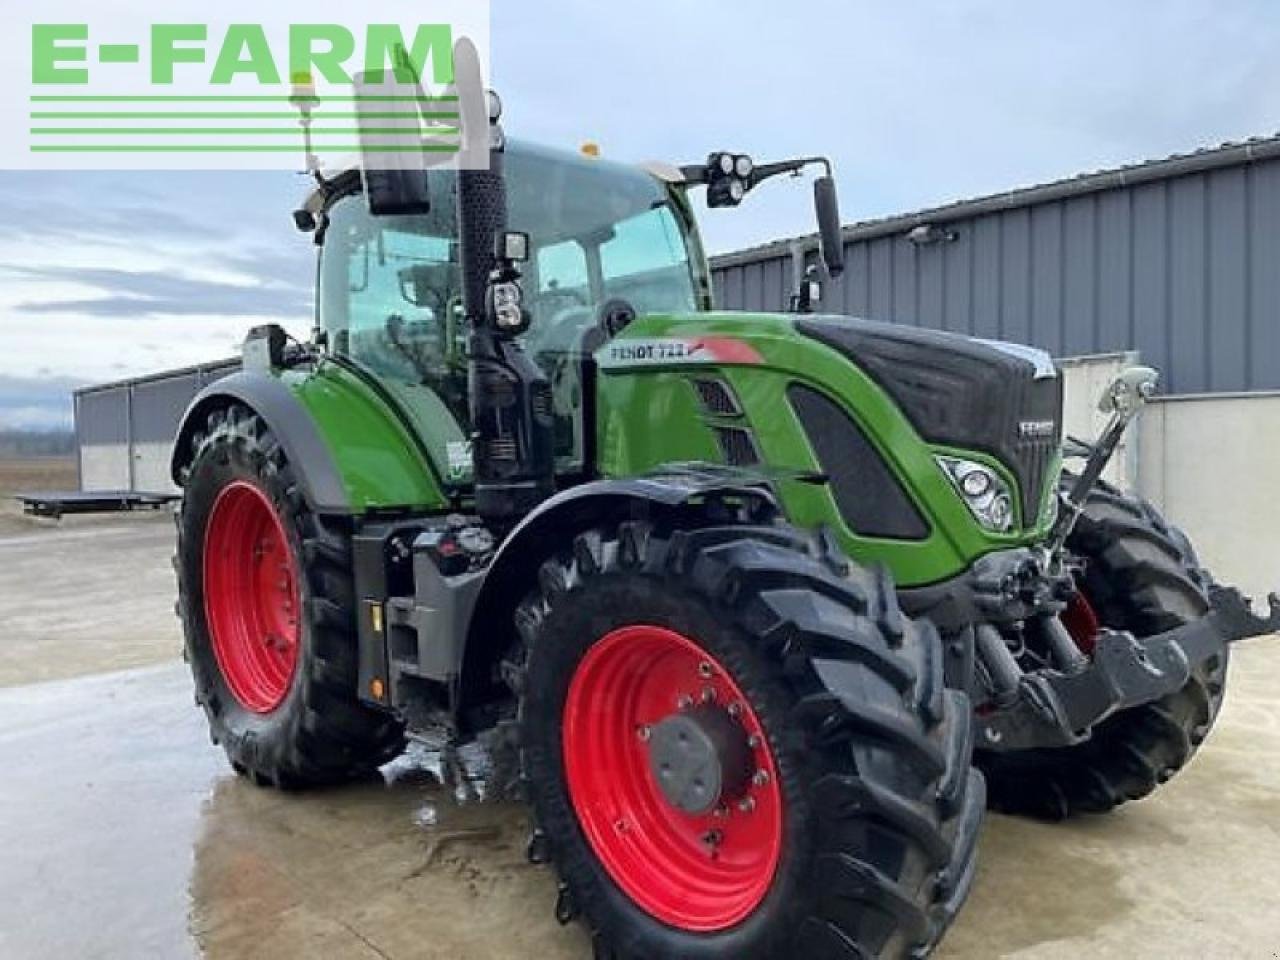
747, 734, 762, 749
677, 695, 693, 710
701, 686, 716, 704
713, 805, 728, 819
738, 796, 756, 814
636, 724, 652, 742
753, 770, 771, 788
727, 703, 743, 719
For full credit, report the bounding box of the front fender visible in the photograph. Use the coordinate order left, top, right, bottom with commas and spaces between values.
487, 464, 780, 588
458, 464, 779, 712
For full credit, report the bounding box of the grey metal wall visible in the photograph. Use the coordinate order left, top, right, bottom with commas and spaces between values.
713, 149, 1280, 396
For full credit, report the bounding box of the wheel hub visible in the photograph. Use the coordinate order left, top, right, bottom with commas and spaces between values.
648, 705, 753, 815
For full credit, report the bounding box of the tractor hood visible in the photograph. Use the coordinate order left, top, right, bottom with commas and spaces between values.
594, 309, 1065, 583
793, 315, 1064, 529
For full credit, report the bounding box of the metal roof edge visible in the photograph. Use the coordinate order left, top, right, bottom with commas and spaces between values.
711, 133, 1280, 270
75, 358, 241, 398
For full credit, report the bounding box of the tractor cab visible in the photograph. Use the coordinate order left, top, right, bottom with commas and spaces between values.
314, 141, 712, 483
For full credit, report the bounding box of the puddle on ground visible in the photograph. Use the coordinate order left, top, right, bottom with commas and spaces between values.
188, 738, 588, 960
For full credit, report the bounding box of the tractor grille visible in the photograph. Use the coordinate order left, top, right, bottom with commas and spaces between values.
1003, 377, 1063, 524
532, 383, 553, 421
797, 316, 1064, 527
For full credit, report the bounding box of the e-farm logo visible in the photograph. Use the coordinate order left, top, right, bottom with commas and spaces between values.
31, 24, 457, 88
3, 2, 490, 170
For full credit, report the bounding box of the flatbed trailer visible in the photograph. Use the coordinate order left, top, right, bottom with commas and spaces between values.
12, 490, 179, 520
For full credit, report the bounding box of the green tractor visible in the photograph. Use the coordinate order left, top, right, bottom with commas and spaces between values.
171, 59, 1277, 960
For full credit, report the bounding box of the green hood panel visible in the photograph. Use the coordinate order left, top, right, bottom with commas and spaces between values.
596, 312, 1058, 587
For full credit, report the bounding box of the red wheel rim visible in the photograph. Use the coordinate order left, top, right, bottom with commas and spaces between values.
203, 481, 301, 714
1062, 590, 1102, 657
562, 625, 783, 932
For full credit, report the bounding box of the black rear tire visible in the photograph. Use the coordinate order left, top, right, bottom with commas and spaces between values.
979, 484, 1229, 820
517, 523, 985, 959
176, 403, 405, 787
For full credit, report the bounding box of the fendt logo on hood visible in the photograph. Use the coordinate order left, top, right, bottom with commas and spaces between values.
1018, 419, 1057, 439
598, 337, 763, 370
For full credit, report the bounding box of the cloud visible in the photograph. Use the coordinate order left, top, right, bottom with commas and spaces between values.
4, 264, 311, 319
0, 187, 208, 246
0, 373, 85, 431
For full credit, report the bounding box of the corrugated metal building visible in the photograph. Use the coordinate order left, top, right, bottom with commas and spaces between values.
712, 135, 1280, 395
75, 360, 238, 494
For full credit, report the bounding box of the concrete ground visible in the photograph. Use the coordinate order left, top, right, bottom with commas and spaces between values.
2, 498, 1279, 959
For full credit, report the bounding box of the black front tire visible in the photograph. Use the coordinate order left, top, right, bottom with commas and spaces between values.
979, 484, 1229, 820
517, 523, 985, 959
176, 403, 405, 787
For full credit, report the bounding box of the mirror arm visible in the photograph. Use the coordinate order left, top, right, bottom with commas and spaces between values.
678, 164, 710, 185
751, 156, 831, 184
676, 156, 832, 190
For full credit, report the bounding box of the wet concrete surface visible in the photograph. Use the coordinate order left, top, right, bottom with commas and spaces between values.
0, 664, 589, 960
0, 511, 180, 686
1, 644, 1278, 959
2, 515, 1280, 958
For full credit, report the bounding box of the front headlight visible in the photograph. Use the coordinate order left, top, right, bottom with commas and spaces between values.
937, 456, 1015, 533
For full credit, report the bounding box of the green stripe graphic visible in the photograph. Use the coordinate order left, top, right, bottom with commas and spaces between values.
29, 95, 459, 103
31, 112, 458, 120
31, 128, 460, 136
30, 144, 462, 153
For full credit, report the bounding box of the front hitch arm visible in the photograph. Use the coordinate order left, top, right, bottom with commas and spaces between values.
979, 585, 1280, 753
1047, 365, 1159, 555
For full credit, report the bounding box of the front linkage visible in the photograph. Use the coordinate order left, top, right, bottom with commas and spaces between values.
979, 583, 1279, 752
964, 365, 1279, 753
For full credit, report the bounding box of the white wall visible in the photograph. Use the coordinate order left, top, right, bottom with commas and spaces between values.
1058, 358, 1278, 601
1137, 393, 1280, 602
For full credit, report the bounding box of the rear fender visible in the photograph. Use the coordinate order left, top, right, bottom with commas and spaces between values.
171, 371, 351, 513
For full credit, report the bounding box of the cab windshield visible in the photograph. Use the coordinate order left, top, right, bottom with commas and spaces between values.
319, 141, 710, 480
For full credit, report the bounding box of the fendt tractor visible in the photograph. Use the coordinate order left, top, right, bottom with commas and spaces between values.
172, 45, 1279, 960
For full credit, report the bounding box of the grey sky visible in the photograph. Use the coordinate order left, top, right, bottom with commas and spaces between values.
3, 0, 1278, 428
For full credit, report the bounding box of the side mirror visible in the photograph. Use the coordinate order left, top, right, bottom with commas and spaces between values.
814, 176, 845, 279
365, 169, 432, 217
354, 38, 488, 218
354, 57, 434, 217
